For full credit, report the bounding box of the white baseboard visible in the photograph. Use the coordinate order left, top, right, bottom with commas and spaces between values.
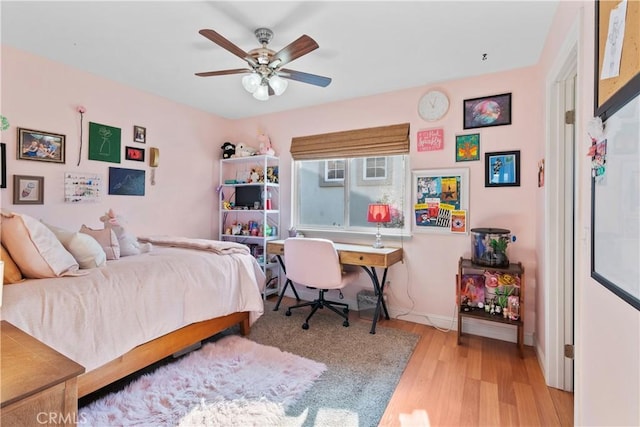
280, 288, 533, 346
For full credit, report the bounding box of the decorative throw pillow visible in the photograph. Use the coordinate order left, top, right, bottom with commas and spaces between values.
44, 222, 107, 269
79, 225, 120, 260
1, 244, 24, 284
0, 211, 80, 279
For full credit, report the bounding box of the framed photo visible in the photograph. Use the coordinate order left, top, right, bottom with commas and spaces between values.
1, 142, 6, 188
485, 150, 520, 187
463, 93, 512, 130
134, 125, 146, 143
89, 122, 121, 163
108, 167, 145, 196
412, 167, 469, 234
455, 133, 480, 162
125, 146, 145, 162
13, 175, 44, 204
17, 128, 66, 163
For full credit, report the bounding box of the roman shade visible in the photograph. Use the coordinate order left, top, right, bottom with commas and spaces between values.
290, 123, 410, 160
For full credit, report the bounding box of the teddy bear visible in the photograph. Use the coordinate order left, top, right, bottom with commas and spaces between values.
235, 143, 257, 157
258, 134, 275, 156
221, 141, 236, 159
100, 209, 152, 256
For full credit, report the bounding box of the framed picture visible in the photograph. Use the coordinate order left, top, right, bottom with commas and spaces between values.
1, 142, 6, 188
412, 167, 469, 234
89, 122, 121, 163
17, 128, 66, 163
125, 146, 145, 162
485, 150, 520, 187
134, 125, 146, 143
463, 93, 512, 130
108, 167, 145, 196
13, 175, 44, 204
455, 133, 480, 162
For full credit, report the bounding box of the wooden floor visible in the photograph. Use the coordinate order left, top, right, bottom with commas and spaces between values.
376, 316, 574, 427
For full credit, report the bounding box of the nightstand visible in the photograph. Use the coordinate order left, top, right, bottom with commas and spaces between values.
1, 321, 85, 426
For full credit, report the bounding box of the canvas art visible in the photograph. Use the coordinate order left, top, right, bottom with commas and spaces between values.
460, 274, 485, 307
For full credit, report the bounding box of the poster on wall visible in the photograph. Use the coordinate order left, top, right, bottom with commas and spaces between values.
412, 168, 469, 234
89, 122, 121, 163
108, 167, 145, 196
416, 128, 444, 152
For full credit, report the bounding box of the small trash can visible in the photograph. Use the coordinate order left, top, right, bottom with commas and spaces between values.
357, 289, 382, 321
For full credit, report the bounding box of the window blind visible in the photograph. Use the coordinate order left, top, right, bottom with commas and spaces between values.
290, 122, 410, 160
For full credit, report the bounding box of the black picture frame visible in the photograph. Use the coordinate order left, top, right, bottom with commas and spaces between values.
134, 125, 146, 143
0, 142, 6, 188
463, 93, 512, 130
108, 167, 145, 196
484, 150, 520, 187
125, 146, 145, 162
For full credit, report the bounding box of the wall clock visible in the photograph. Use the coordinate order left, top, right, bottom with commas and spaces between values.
418, 90, 450, 121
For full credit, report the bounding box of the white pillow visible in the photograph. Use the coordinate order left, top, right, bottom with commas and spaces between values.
0, 211, 80, 279
44, 222, 107, 269
79, 225, 120, 260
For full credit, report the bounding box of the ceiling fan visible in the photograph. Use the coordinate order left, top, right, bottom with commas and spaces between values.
195, 28, 331, 100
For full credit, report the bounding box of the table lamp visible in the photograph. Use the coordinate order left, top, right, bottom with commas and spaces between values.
367, 204, 391, 248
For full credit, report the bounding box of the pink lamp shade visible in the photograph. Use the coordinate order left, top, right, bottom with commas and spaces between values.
367, 204, 391, 223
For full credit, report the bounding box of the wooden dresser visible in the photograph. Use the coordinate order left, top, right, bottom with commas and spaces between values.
1, 321, 85, 426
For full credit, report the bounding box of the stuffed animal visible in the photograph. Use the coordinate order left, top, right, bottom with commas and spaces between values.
100, 209, 152, 256
221, 141, 236, 159
235, 143, 257, 157
258, 134, 275, 156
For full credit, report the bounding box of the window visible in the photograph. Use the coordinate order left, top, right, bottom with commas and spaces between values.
294, 155, 408, 232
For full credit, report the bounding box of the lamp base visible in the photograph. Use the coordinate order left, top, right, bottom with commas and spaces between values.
372, 231, 384, 248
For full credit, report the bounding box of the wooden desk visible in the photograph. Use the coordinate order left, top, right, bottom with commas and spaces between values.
266, 239, 403, 334
1, 321, 85, 426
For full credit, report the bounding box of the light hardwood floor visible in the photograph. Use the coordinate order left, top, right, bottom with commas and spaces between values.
377, 316, 574, 427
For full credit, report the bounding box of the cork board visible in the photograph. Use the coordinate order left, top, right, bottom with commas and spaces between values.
596, 0, 640, 113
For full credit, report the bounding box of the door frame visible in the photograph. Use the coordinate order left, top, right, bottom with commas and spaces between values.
544, 17, 579, 391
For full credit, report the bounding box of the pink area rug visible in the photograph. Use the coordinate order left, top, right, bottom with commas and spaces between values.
79, 335, 326, 426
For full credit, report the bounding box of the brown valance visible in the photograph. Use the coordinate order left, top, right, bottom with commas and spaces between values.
290, 123, 410, 160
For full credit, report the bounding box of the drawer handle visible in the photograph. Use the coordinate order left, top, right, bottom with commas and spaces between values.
359, 256, 364, 260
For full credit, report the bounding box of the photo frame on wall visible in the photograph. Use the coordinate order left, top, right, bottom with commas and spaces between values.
125, 146, 145, 162
134, 125, 146, 143
13, 175, 44, 204
0, 142, 6, 188
108, 167, 145, 196
17, 128, 66, 163
485, 150, 520, 187
455, 133, 480, 162
463, 93, 512, 130
412, 167, 469, 234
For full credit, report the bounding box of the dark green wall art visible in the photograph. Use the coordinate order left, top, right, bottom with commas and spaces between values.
89, 122, 121, 163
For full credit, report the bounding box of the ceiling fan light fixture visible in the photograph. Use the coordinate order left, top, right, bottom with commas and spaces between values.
242, 73, 261, 93
253, 83, 269, 101
268, 74, 288, 96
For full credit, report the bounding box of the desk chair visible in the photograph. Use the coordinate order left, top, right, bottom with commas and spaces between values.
284, 238, 360, 330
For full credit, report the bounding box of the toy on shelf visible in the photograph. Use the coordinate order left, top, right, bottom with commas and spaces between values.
235, 143, 257, 157
258, 134, 275, 156
221, 141, 235, 159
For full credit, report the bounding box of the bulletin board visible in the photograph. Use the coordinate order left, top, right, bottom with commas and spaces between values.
595, 0, 640, 117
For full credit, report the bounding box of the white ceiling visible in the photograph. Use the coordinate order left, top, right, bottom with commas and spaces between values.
1, 1, 559, 120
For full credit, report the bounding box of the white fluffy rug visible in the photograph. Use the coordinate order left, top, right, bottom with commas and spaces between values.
79, 335, 326, 426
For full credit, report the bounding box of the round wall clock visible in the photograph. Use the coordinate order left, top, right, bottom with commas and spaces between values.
418, 90, 450, 121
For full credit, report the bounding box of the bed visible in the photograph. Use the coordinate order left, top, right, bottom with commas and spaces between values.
0, 213, 266, 398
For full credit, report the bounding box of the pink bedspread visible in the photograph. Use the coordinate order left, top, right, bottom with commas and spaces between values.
0, 246, 265, 371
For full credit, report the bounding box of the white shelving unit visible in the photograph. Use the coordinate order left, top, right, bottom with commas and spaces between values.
218, 155, 280, 298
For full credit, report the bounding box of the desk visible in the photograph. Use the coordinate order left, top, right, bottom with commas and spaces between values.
266, 239, 403, 334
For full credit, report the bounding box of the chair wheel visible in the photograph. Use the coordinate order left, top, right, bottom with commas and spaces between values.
302, 323, 309, 330
343, 320, 349, 327
343, 308, 349, 314
285, 310, 292, 316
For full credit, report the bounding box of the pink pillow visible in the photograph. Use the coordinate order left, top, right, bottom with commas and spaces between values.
0, 211, 80, 279
80, 225, 120, 260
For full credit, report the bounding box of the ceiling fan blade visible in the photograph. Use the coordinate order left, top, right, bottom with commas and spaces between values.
195, 68, 251, 77
279, 69, 332, 87
198, 29, 257, 67
270, 35, 318, 67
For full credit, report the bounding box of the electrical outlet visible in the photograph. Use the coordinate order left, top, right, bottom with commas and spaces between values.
386, 280, 391, 288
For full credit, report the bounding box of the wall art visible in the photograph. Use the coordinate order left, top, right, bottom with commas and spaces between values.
416, 128, 444, 152
108, 167, 145, 196
412, 167, 469, 234
13, 174, 44, 204
484, 150, 520, 187
125, 146, 145, 162
17, 128, 65, 163
455, 133, 480, 162
89, 122, 121, 163
463, 93, 512, 130
64, 172, 103, 203
0, 142, 6, 188
134, 125, 146, 143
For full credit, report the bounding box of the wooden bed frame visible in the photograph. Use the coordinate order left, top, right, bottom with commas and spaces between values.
77, 311, 250, 397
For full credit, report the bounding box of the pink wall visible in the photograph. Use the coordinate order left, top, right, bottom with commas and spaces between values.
1, 45, 232, 238
229, 65, 543, 336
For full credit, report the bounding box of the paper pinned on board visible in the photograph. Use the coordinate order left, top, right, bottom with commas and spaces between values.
601, 0, 628, 80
